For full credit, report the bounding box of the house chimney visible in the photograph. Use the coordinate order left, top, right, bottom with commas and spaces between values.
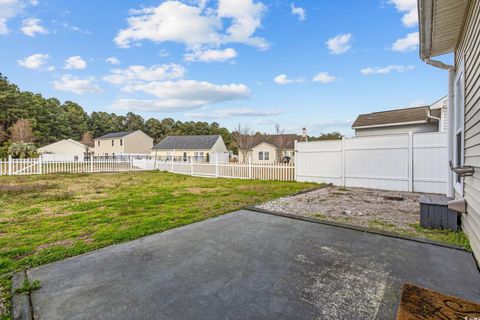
301, 127, 307, 142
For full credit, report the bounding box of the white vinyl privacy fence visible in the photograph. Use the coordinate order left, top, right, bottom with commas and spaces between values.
295, 132, 448, 194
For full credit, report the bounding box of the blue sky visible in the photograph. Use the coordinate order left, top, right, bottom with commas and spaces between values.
0, 0, 449, 136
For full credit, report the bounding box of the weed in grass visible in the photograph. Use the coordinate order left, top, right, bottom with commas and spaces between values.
409, 223, 471, 251
369, 220, 397, 230
14, 279, 41, 295
44, 191, 75, 202
313, 212, 327, 219
0, 183, 55, 195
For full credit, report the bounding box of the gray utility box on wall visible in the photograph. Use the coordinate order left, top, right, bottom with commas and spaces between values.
419, 195, 459, 231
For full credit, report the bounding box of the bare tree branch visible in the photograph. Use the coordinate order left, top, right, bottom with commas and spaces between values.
10, 119, 33, 143
81, 131, 94, 156
274, 124, 289, 161
232, 124, 255, 163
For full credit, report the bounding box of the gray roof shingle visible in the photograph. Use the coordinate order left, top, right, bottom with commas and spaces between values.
153, 135, 221, 150
95, 131, 134, 140
351, 106, 437, 128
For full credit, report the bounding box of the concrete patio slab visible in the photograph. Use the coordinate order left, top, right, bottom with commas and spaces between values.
17, 210, 480, 320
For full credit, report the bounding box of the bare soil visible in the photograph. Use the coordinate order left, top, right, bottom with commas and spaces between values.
257, 186, 422, 232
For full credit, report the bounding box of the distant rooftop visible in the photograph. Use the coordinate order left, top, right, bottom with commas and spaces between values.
95, 131, 134, 140
153, 135, 221, 150
251, 134, 302, 149
352, 106, 440, 129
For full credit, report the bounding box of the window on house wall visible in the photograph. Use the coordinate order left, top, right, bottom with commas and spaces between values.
258, 151, 270, 161
112, 140, 114, 146
454, 61, 465, 194
97, 141, 100, 147
120, 139, 123, 146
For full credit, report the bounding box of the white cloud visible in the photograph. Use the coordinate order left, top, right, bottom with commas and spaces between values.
313, 72, 336, 83
158, 49, 170, 57
105, 57, 120, 65
114, 0, 268, 51
184, 47, 237, 62
53, 75, 102, 95
0, 0, 27, 35
186, 108, 282, 119
290, 3, 306, 21
361, 64, 414, 75
273, 74, 302, 85
62, 22, 92, 34
310, 119, 353, 128
326, 33, 352, 55
17, 53, 49, 69
112, 79, 250, 111
21, 18, 47, 36
391, 32, 419, 52
64, 56, 87, 70
0, 18, 8, 35
389, 0, 418, 27
217, 0, 268, 49
103, 64, 185, 85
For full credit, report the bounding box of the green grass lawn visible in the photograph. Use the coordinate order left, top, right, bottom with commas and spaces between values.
0, 171, 317, 319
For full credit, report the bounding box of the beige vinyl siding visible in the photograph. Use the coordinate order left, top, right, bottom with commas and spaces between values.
456, 0, 480, 261
123, 131, 154, 154
354, 123, 438, 137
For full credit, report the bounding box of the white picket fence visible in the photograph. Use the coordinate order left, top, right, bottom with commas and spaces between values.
157, 161, 295, 180
0, 156, 295, 181
295, 132, 448, 194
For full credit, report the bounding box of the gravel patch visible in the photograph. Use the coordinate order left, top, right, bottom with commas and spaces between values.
257, 186, 422, 232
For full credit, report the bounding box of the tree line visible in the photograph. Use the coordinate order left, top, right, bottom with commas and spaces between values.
0, 74, 232, 158
0, 73, 343, 158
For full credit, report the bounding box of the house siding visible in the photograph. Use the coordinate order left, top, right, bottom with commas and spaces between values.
354, 123, 438, 137
456, 0, 480, 261
37, 139, 86, 158
123, 131, 154, 154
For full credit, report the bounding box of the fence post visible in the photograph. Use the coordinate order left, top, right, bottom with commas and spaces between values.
341, 136, 346, 187
408, 131, 414, 192
8, 155, 12, 176
190, 156, 193, 176
38, 155, 42, 175
215, 154, 219, 178
248, 157, 252, 179
90, 157, 94, 173
294, 140, 298, 181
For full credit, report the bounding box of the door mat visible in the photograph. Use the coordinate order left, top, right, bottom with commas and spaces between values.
397, 283, 480, 319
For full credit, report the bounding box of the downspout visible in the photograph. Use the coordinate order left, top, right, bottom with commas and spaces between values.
423, 58, 454, 198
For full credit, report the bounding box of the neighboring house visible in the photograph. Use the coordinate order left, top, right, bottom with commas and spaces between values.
94, 130, 153, 156
151, 135, 228, 162
238, 134, 304, 163
37, 139, 89, 161
418, 0, 480, 261
352, 101, 446, 137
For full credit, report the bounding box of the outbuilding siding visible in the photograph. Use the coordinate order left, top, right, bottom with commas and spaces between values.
456, 0, 480, 261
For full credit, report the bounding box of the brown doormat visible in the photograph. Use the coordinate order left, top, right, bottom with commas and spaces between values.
397, 283, 480, 319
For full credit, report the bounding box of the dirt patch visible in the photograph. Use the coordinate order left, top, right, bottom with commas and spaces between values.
35, 238, 76, 252
257, 186, 421, 232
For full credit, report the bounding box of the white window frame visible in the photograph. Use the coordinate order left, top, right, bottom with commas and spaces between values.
453, 59, 465, 196
264, 151, 270, 161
